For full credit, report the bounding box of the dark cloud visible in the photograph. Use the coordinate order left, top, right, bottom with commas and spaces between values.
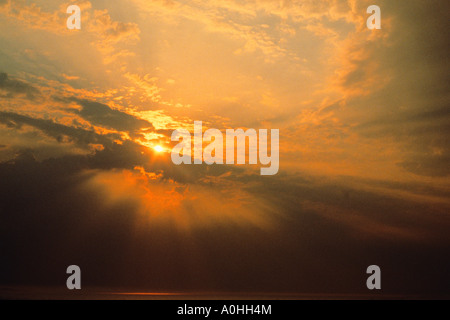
0, 72, 40, 99
0, 152, 449, 295
0, 98, 449, 296
355, 107, 450, 177
338, 1, 450, 177
0, 111, 120, 149
1, 102, 449, 297
399, 154, 450, 177
66, 98, 154, 138
0, 110, 233, 182
318, 101, 342, 115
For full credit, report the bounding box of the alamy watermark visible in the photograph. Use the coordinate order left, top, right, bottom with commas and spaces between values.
66, 5, 81, 30
171, 122, 279, 176
367, 5, 381, 30
66, 265, 81, 289
366, 265, 381, 290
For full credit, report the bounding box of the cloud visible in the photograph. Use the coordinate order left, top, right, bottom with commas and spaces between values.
0, 154, 269, 291
0, 150, 449, 294
0, 111, 119, 149
61, 74, 80, 81
90, 9, 140, 43
124, 73, 162, 103
0, 109, 231, 182
87, 8, 141, 64
298, 0, 450, 178
0, 0, 67, 32
0, 1, 139, 65
130, 0, 358, 63
399, 153, 450, 178
0, 72, 40, 99
66, 98, 154, 138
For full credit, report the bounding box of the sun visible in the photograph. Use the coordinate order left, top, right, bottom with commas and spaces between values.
153, 145, 164, 153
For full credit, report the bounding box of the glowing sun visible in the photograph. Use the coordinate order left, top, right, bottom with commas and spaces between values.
153, 145, 164, 153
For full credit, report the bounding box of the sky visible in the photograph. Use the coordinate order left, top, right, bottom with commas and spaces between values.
0, 0, 449, 297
